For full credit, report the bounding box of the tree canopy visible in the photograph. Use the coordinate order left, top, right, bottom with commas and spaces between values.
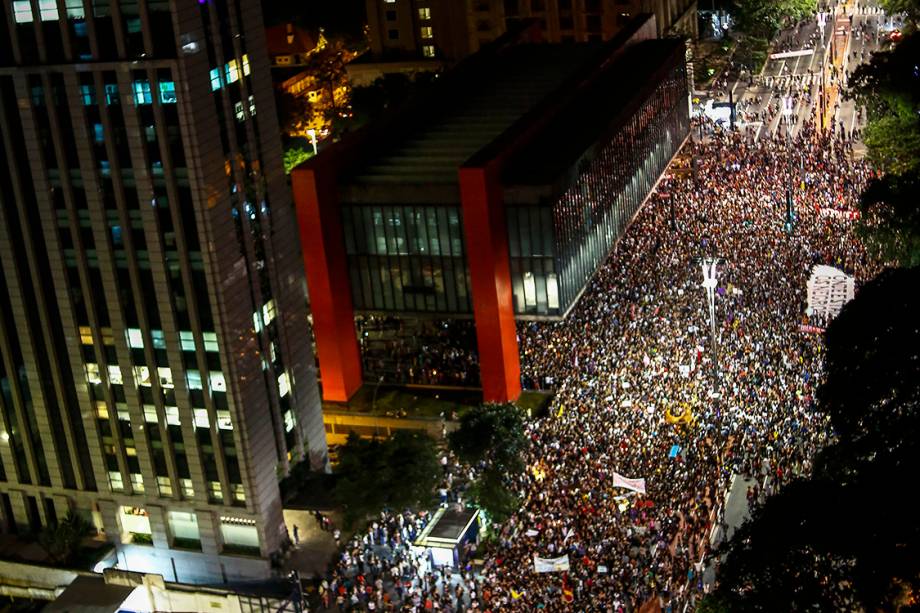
729, 0, 813, 40
702, 267, 920, 611
333, 430, 440, 528
448, 403, 528, 523
848, 32, 920, 266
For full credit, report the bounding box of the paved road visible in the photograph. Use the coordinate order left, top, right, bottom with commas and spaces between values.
699, 0, 895, 146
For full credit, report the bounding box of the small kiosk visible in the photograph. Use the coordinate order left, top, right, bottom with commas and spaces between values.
411, 507, 482, 568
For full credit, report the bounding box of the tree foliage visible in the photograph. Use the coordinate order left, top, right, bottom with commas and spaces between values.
334, 430, 440, 528
877, 0, 920, 30
703, 267, 920, 612
848, 33, 920, 266
37, 512, 94, 567
449, 403, 528, 523
729, 0, 813, 40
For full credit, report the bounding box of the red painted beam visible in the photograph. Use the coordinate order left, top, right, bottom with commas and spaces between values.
291, 166, 363, 402
458, 165, 521, 403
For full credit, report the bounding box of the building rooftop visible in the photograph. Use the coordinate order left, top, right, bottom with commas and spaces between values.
327, 16, 681, 206
502, 38, 685, 189
265, 23, 317, 57
344, 43, 601, 188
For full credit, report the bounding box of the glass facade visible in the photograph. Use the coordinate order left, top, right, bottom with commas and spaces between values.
341, 205, 471, 313
343, 61, 688, 320
510, 60, 690, 316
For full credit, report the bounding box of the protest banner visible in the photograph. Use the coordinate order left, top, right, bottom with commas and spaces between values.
533, 554, 570, 573
611, 472, 646, 495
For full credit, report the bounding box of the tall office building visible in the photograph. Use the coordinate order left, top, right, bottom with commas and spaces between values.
0, 0, 326, 582
364, 0, 697, 64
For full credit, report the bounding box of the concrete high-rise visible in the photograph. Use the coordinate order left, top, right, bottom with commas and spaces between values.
364, 0, 698, 64
0, 0, 326, 582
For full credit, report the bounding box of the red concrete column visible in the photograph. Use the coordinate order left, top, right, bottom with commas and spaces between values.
291, 165, 363, 402
458, 165, 522, 403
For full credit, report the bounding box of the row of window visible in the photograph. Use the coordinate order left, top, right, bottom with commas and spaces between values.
84, 362, 226, 392
80, 326, 219, 352
96, 400, 233, 431
209, 56, 251, 92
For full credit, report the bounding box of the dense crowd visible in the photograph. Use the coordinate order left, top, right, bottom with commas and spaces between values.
314, 117, 876, 611
507, 121, 874, 610
358, 316, 480, 387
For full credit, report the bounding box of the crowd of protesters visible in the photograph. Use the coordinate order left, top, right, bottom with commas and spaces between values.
313, 115, 876, 611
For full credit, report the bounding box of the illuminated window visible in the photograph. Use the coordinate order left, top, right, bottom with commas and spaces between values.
231, 484, 245, 502
133, 80, 152, 105
193, 408, 210, 428
234, 100, 245, 122
12, 1, 32, 22
420, 26, 433, 39
225, 59, 240, 84
209, 481, 223, 500
261, 299, 276, 325
151, 329, 166, 349
79, 326, 94, 345
180, 479, 194, 497
143, 405, 158, 423
108, 471, 124, 491
157, 476, 173, 497
248, 94, 256, 116
79, 84, 96, 106
418, 7, 431, 19
422, 45, 435, 58
117, 404, 130, 421
216, 410, 233, 430
108, 365, 123, 385
104, 83, 119, 104
95, 401, 109, 419
130, 473, 145, 493
134, 365, 151, 387
65, 0, 84, 18
241, 53, 250, 76
159, 80, 177, 104
156, 367, 173, 388
209, 371, 226, 392
187, 370, 202, 390
101, 327, 114, 346
202, 332, 219, 352
165, 406, 180, 426
278, 372, 291, 397
85, 363, 102, 384
126, 328, 144, 349
179, 330, 195, 351
209, 68, 222, 91
38, 0, 57, 20
283, 409, 295, 432
252, 311, 263, 332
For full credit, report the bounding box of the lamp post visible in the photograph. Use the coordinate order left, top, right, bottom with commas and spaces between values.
701, 257, 720, 382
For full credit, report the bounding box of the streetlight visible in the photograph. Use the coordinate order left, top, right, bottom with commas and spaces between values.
701, 257, 721, 381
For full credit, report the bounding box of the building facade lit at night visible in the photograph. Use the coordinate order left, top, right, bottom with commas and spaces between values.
0, 0, 326, 582
293, 17, 690, 405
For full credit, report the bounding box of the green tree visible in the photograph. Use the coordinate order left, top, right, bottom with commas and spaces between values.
37, 512, 94, 567
283, 147, 313, 174
877, 0, 920, 30
449, 403, 528, 523
333, 430, 440, 528
848, 33, 920, 266
702, 267, 920, 611
730, 0, 813, 41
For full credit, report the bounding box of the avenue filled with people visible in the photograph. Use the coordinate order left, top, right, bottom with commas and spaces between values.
313, 111, 876, 610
